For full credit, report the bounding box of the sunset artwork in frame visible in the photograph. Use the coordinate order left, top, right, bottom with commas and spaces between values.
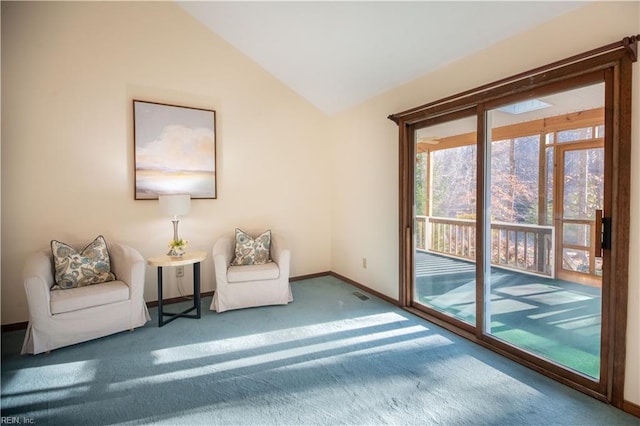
133, 100, 216, 199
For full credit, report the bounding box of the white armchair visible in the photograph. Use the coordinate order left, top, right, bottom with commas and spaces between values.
210, 233, 293, 313
21, 242, 150, 354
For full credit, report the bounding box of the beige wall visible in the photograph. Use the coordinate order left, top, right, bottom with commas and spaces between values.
330, 1, 640, 405
1, 1, 332, 323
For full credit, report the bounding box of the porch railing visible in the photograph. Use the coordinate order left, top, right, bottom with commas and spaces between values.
416, 216, 554, 277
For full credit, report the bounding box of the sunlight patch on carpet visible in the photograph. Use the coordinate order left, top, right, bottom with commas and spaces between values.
150, 312, 423, 364
4, 359, 97, 391
119, 318, 456, 389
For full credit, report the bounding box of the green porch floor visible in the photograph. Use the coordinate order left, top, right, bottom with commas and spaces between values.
414, 251, 601, 378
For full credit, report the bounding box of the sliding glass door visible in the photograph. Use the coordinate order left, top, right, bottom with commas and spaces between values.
410, 78, 610, 384
397, 36, 635, 405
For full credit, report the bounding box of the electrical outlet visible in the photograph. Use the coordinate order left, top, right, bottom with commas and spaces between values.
176, 266, 184, 277
362, 258, 367, 269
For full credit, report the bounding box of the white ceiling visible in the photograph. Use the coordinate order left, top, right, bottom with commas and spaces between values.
178, 1, 589, 115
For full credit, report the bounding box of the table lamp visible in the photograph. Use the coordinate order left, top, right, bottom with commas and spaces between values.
158, 194, 191, 256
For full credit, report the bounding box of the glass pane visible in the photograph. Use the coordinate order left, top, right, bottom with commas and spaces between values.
557, 127, 593, 142
545, 133, 555, 145
563, 148, 604, 220
562, 248, 590, 273
545, 147, 554, 225
490, 136, 540, 224
487, 131, 548, 277
414, 115, 477, 326
485, 82, 604, 379
563, 223, 590, 246
415, 153, 428, 218
431, 146, 477, 218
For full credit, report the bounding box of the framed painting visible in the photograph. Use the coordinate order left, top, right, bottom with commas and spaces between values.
133, 100, 217, 199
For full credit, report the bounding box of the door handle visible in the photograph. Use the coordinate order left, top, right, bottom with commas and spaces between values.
594, 209, 602, 256
602, 216, 611, 251
594, 209, 611, 258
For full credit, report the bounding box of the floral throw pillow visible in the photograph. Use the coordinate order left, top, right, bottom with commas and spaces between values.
51, 235, 116, 290
230, 229, 272, 266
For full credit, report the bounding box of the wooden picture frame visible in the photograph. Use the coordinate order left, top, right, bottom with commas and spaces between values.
133, 100, 217, 199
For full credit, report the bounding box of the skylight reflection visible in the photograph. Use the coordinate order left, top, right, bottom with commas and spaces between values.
497, 99, 552, 114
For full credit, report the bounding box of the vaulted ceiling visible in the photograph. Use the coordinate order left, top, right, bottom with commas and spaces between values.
178, 1, 589, 115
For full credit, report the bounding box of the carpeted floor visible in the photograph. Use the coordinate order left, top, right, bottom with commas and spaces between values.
1, 276, 638, 425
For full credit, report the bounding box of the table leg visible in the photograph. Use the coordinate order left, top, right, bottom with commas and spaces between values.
155, 259, 203, 327
194, 261, 201, 319
157, 266, 164, 327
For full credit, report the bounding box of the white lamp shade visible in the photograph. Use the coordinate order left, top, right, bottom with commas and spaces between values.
158, 194, 191, 217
